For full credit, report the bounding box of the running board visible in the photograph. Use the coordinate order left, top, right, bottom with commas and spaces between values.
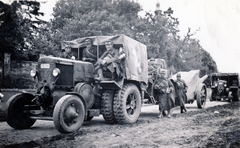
30, 116, 53, 121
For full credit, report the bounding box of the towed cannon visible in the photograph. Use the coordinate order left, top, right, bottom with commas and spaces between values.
171, 70, 208, 108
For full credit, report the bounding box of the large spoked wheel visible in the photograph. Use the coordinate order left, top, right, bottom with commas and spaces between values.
53, 95, 85, 133
101, 90, 117, 124
6, 93, 36, 129
113, 83, 141, 124
196, 83, 207, 109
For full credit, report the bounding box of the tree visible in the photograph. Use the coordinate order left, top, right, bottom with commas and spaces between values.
45, 0, 218, 74
0, 1, 47, 61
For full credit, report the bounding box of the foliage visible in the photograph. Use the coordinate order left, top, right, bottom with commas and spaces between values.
49, 0, 218, 74
0, 2, 24, 60
1, 0, 218, 75
0, 1, 47, 61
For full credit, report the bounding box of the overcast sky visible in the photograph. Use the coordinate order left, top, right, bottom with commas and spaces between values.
138, 0, 240, 74
3, 0, 240, 74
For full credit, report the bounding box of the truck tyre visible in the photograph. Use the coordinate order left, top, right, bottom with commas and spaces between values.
209, 89, 213, 102
6, 93, 36, 129
53, 95, 85, 133
101, 90, 117, 124
196, 83, 207, 109
233, 89, 239, 101
228, 91, 233, 102
113, 83, 141, 124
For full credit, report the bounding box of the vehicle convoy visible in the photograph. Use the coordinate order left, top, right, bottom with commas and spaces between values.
210, 73, 240, 102
6, 34, 149, 133
6, 34, 209, 133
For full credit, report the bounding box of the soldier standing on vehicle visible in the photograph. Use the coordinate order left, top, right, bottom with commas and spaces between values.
175, 73, 188, 113
154, 68, 175, 118
82, 38, 97, 63
94, 40, 126, 81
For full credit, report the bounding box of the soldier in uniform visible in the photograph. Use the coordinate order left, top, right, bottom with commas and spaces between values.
175, 73, 188, 113
148, 58, 157, 84
154, 68, 175, 118
82, 38, 97, 63
60, 46, 75, 60
94, 40, 126, 81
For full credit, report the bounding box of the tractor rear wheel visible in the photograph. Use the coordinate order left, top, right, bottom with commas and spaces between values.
53, 95, 85, 133
101, 90, 117, 124
113, 83, 141, 124
6, 93, 36, 129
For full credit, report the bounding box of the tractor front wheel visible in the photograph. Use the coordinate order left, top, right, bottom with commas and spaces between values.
53, 95, 85, 133
6, 93, 36, 129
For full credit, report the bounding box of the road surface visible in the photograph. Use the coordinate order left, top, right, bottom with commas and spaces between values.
0, 99, 229, 147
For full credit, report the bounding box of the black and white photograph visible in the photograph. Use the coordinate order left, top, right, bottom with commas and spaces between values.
0, 0, 240, 147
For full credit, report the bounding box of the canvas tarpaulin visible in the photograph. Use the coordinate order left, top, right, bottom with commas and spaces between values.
61, 34, 148, 84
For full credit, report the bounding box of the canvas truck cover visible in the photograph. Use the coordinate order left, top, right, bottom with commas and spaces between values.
61, 34, 148, 84
171, 70, 208, 100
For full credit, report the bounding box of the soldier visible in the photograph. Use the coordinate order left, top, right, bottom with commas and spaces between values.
94, 40, 126, 81
148, 58, 157, 84
148, 58, 157, 75
175, 73, 188, 113
60, 46, 76, 60
154, 68, 175, 118
82, 38, 97, 63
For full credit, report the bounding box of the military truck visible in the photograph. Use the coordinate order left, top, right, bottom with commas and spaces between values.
210, 73, 240, 102
6, 34, 148, 133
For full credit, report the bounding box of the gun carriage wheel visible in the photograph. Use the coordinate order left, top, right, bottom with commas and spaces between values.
196, 83, 207, 109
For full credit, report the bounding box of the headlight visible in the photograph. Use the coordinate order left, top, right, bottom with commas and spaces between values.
30, 70, 37, 77
52, 68, 60, 77
224, 84, 227, 87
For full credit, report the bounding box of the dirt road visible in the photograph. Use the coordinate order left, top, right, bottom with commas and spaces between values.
1, 100, 239, 148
